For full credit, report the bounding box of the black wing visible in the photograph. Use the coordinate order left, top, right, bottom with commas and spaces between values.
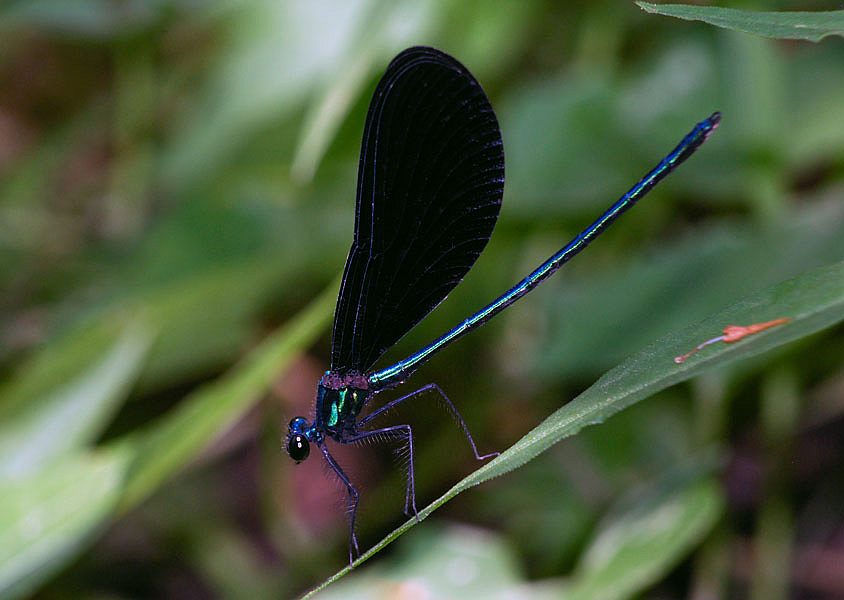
330, 46, 505, 375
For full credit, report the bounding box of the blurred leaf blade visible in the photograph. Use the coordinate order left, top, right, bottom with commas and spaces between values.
0, 322, 153, 478
314, 525, 563, 599
566, 475, 724, 600
114, 279, 335, 512
133, 259, 285, 392
290, 36, 380, 184
160, 0, 383, 191
0, 273, 334, 597
636, 3, 844, 42
0, 449, 129, 600
307, 259, 844, 596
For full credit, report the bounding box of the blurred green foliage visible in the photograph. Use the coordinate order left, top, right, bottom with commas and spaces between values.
1, 1, 843, 599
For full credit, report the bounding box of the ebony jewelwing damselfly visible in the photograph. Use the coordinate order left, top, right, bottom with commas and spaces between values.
285, 46, 720, 565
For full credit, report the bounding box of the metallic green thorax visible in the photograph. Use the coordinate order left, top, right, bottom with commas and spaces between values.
329, 388, 349, 427
315, 381, 368, 435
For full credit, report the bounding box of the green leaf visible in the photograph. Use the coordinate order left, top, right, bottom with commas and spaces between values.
306, 259, 844, 596
290, 42, 382, 185
636, 3, 844, 42
160, 1, 392, 191
134, 260, 285, 392
536, 201, 844, 379
565, 475, 723, 600
113, 279, 335, 511
0, 282, 334, 598
312, 472, 722, 600
313, 525, 564, 600
289, 0, 442, 184
0, 322, 153, 478
0, 449, 129, 600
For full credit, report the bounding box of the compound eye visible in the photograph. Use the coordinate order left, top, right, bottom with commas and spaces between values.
287, 434, 310, 463
289, 417, 308, 433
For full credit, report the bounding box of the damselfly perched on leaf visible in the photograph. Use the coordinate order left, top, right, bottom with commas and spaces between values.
284, 46, 720, 565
